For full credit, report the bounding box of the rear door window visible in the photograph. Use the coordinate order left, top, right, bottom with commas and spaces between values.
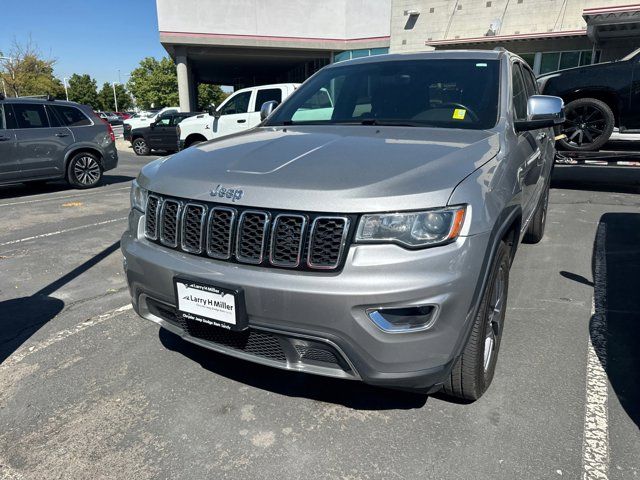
254, 88, 282, 112
51, 105, 92, 127
13, 103, 50, 129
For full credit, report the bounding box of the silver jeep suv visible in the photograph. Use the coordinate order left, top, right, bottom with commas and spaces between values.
0, 97, 118, 188
122, 50, 563, 400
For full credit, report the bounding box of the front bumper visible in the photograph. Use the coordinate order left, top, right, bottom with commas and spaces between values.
121, 210, 490, 391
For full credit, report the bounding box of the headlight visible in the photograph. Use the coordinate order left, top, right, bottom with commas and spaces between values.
130, 179, 148, 212
356, 206, 466, 248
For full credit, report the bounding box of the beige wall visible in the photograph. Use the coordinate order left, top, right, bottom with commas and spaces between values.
390, 0, 627, 52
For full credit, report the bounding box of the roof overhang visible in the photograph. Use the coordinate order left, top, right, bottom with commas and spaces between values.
583, 4, 640, 42
425, 29, 587, 47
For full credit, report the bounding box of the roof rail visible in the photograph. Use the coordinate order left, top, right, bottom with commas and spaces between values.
493, 46, 507, 52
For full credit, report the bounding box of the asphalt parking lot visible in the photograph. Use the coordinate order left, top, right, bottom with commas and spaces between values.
1, 146, 639, 480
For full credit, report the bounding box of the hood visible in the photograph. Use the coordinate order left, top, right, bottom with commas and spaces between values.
139, 126, 499, 213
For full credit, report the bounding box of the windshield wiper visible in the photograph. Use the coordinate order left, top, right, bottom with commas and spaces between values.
359, 119, 428, 127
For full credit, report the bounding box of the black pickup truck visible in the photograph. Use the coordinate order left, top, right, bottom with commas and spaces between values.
130, 112, 198, 156
538, 47, 640, 151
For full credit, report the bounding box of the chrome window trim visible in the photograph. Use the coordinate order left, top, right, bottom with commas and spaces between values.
159, 199, 182, 248
269, 214, 307, 268
206, 207, 237, 260
144, 194, 162, 241
307, 216, 350, 270
180, 202, 207, 254
235, 210, 270, 264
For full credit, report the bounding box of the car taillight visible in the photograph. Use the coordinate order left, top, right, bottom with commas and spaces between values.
107, 123, 115, 142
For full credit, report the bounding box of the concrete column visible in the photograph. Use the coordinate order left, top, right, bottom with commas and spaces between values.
176, 54, 192, 112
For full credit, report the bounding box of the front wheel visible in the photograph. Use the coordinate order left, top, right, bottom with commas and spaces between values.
67, 152, 103, 189
557, 98, 614, 151
132, 138, 150, 156
442, 240, 511, 401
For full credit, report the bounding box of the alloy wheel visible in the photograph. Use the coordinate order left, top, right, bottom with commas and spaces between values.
562, 105, 606, 148
134, 140, 148, 155
73, 156, 101, 186
484, 264, 506, 372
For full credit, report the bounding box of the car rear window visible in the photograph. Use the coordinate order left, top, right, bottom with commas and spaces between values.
12, 103, 50, 129
50, 105, 92, 127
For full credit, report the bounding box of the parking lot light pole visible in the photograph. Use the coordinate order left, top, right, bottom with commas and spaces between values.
0, 56, 13, 97
63, 77, 69, 101
112, 82, 118, 112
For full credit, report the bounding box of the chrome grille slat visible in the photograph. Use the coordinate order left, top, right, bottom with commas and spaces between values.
143, 193, 350, 271
181, 203, 207, 254
307, 217, 350, 269
144, 195, 161, 240
206, 207, 236, 260
236, 211, 270, 264
270, 214, 306, 267
159, 199, 181, 248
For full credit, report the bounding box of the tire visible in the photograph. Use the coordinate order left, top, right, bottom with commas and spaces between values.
557, 98, 615, 152
67, 152, 103, 189
523, 183, 550, 244
442, 240, 511, 402
132, 138, 150, 156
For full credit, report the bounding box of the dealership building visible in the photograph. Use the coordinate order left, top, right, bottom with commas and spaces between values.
156, 0, 640, 111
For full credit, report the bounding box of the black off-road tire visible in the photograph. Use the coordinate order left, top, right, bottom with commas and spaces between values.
523, 183, 550, 244
133, 137, 150, 156
66, 152, 103, 189
558, 98, 615, 152
442, 241, 511, 402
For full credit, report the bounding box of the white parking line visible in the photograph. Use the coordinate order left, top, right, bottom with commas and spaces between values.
0, 186, 130, 207
582, 223, 609, 480
1, 305, 132, 369
0, 217, 127, 247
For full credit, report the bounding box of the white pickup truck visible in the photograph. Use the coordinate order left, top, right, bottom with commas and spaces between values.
123, 107, 180, 141
178, 83, 299, 150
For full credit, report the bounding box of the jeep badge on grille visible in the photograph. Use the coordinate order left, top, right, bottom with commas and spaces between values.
211, 184, 244, 202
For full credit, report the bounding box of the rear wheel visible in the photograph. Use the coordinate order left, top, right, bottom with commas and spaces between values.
442, 241, 511, 401
557, 98, 614, 151
133, 138, 150, 156
67, 152, 103, 189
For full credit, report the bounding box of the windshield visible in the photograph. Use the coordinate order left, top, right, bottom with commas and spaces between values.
266, 59, 500, 130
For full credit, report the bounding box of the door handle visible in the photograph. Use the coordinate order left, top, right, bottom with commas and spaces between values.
237, 119, 247, 124
55, 132, 70, 137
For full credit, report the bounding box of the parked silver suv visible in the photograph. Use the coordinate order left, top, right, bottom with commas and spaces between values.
122, 50, 564, 400
0, 97, 118, 188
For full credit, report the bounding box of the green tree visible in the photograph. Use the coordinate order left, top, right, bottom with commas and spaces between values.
0, 39, 65, 98
67, 74, 99, 109
197, 84, 228, 111
97, 82, 133, 111
127, 57, 178, 110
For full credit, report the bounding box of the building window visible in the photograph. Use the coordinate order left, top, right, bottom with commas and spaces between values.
538, 50, 601, 75
486, 1, 492, 6
457, 4, 462, 9
429, 7, 434, 12
333, 48, 389, 63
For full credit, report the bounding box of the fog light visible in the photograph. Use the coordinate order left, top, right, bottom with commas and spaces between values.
367, 305, 437, 333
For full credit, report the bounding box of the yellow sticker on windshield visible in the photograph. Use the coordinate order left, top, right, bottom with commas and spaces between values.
452, 109, 466, 120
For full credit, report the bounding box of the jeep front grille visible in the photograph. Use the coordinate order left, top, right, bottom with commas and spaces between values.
144, 193, 351, 271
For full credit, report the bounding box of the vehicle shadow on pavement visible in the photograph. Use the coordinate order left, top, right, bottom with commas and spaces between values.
591, 213, 640, 429
0, 241, 121, 364
158, 329, 428, 411
0, 174, 135, 200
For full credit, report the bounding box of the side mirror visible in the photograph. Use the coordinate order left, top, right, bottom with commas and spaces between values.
515, 95, 565, 131
208, 104, 219, 118
260, 100, 279, 121
150, 122, 156, 129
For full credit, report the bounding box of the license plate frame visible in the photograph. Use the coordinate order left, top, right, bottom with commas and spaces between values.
173, 277, 248, 332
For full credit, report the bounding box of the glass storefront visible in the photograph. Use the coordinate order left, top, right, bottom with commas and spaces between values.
520, 50, 601, 75
333, 48, 389, 63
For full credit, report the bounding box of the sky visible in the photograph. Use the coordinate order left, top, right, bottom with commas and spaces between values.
0, 0, 167, 87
